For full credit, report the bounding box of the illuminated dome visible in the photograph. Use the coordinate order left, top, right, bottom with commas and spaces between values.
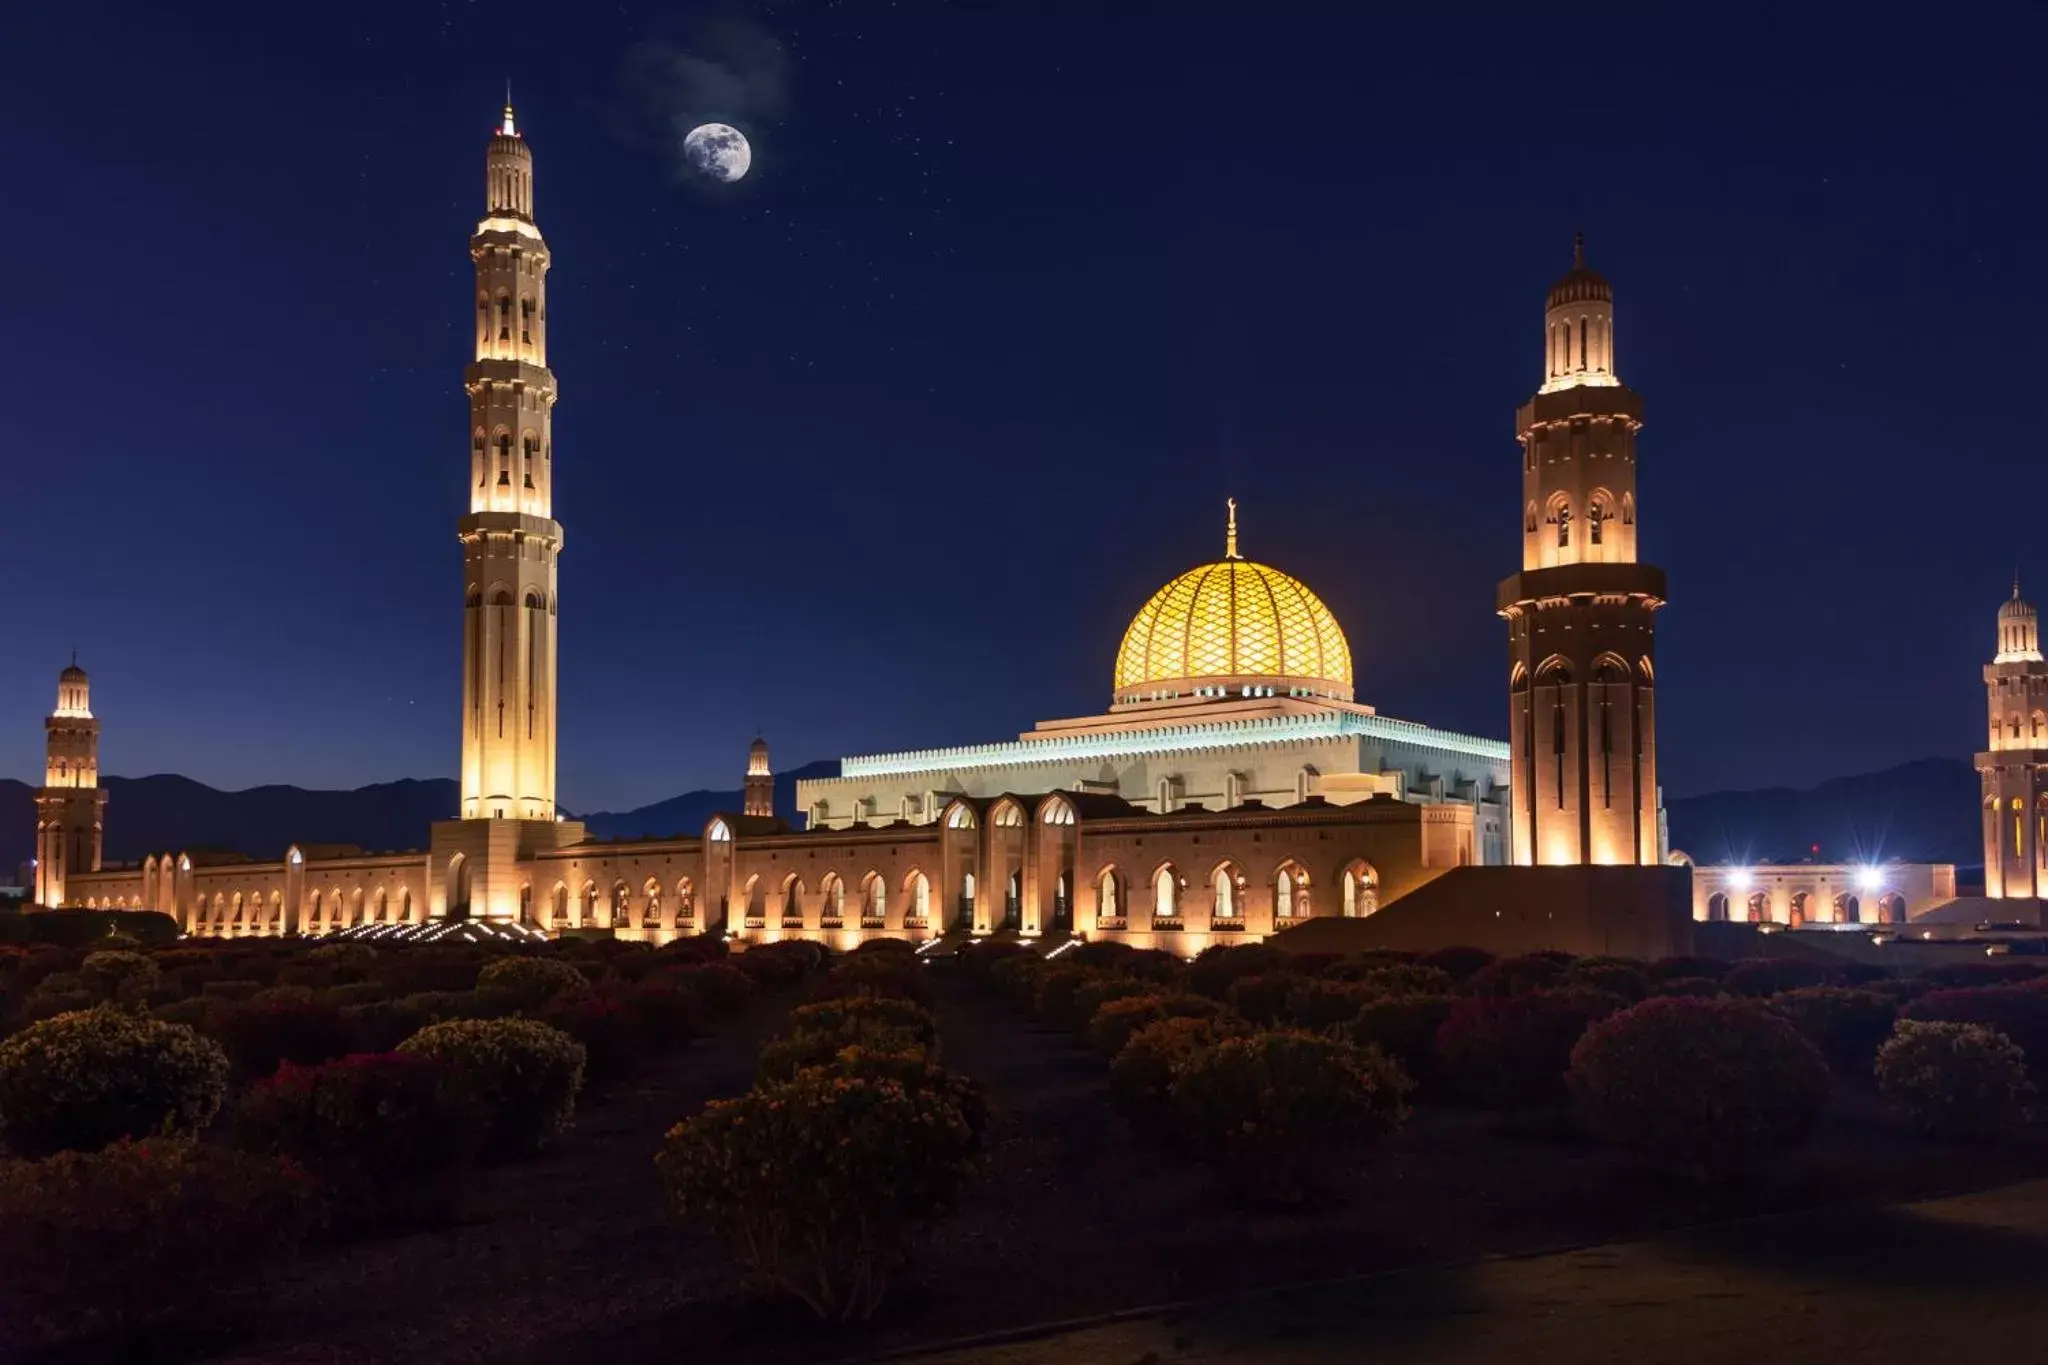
1547, 231, 1611, 308
1113, 501, 1354, 704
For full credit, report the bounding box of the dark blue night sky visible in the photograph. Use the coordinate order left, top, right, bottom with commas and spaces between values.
3, 2, 2043, 811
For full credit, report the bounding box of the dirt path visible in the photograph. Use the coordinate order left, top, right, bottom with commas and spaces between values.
213, 995, 795, 1365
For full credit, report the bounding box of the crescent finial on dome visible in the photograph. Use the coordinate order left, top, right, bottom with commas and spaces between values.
1225, 497, 1240, 560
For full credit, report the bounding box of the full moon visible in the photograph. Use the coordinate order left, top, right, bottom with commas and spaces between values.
683, 123, 751, 183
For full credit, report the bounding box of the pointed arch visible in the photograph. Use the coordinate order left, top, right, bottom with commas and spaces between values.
1207, 859, 1244, 920
1150, 861, 1182, 921
1339, 858, 1379, 917
1274, 858, 1312, 920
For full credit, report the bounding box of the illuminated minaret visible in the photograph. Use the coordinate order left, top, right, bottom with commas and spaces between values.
745, 737, 774, 818
33, 659, 106, 908
1497, 236, 1666, 866
1976, 580, 2048, 899
460, 96, 559, 822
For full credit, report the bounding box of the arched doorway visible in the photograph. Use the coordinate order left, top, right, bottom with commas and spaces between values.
1706, 892, 1730, 922
1746, 891, 1770, 923
1878, 892, 1907, 924
447, 853, 471, 920
1788, 892, 1810, 928
1833, 893, 1860, 924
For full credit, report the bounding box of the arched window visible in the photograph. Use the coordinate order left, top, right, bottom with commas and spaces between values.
552, 883, 568, 924
612, 881, 632, 927
1211, 864, 1237, 919
579, 881, 597, 921
1040, 796, 1075, 826
1525, 500, 1538, 534
1098, 868, 1121, 921
1549, 494, 1573, 549
862, 872, 885, 919
1341, 861, 1379, 917
821, 874, 845, 920
1275, 861, 1311, 919
676, 878, 694, 919
1153, 865, 1179, 919
1706, 892, 1729, 921
908, 871, 931, 922
946, 804, 977, 830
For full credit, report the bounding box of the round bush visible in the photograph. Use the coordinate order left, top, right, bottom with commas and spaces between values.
1569, 997, 1829, 1180
666, 962, 754, 1015
538, 990, 646, 1087
806, 957, 933, 1008
1108, 1015, 1249, 1140
658, 1067, 977, 1323
625, 982, 704, 1053
1437, 988, 1626, 1114
758, 1023, 931, 1085
232, 1052, 481, 1228
1225, 972, 1303, 1026
1169, 1031, 1410, 1203
305, 941, 379, 971
1185, 944, 1286, 1001
1904, 987, 2048, 1076
1350, 993, 1457, 1092
1768, 986, 1898, 1075
1467, 953, 1570, 999
1565, 958, 1651, 1001
205, 997, 357, 1079
1088, 992, 1227, 1058
1032, 964, 1104, 1031
78, 950, 159, 999
0, 1008, 229, 1158
1284, 979, 1374, 1032
1722, 958, 1831, 998
1418, 945, 1495, 982
1653, 975, 1727, 999
1876, 1019, 2031, 1137
0, 1138, 315, 1342
477, 955, 590, 1013
1071, 976, 1158, 1036
1350, 964, 1455, 998
398, 1018, 586, 1155
790, 995, 938, 1048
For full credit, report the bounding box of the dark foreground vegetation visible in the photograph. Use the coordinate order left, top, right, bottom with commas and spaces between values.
4, 927, 2048, 1362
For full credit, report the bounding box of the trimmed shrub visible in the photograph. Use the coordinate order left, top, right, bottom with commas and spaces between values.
1225, 972, 1303, 1026
1350, 993, 1457, 1091
1284, 979, 1374, 1032
205, 997, 356, 1080
1169, 1031, 1410, 1202
477, 955, 590, 1013
1467, 953, 1570, 999
322, 980, 388, 1009
398, 1018, 586, 1156
24, 987, 98, 1022
538, 990, 646, 1087
232, 1052, 481, 1229
806, 958, 933, 1008
1418, 946, 1495, 982
1565, 958, 1651, 1001
659, 1067, 977, 1322
1437, 988, 1626, 1114
0, 1138, 315, 1342
1769, 986, 1898, 1075
790, 995, 939, 1048
1904, 986, 2048, 1076
1088, 992, 1228, 1058
1186, 944, 1286, 1001
1652, 976, 1727, 999
371, 948, 479, 996
0, 1009, 229, 1158
1722, 957, 1831, 998
1032, 964, 1105, 1032
667, 962, 754, 1014
78, 950, 159, 999
1351, 964, 1455, 998
1568, 997, 1828, 1180
1920, 961, 2048, 989
733, 941, 817, 989
200, 979, 265, 1002
343, 998, 435, 1052
151, 996, 213, 1029
625, 982, 704, 1052
1876, 1020, 2032, 1137
305, 941, 379, 972
758, 1024, 931, 1085
1071, 975, 1158, 1036
1108, 1015, 1249, 1140
989, 954, 1047, 1007
1647, 955, 1731, 982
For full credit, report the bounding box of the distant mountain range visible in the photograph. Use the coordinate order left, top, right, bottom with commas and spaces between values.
1663, 756, 1981, 869
0, 755, 1985, 878
0, 761, 840, 873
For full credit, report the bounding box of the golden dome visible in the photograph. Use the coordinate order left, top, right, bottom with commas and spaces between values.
1113, 501, 1354, 703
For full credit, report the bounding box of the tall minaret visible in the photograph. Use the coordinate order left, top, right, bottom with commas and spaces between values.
1976, 580, 2048, 899
744, 736, 774, 818
459, 96, 560, 822
1497, 237, 1666, 866
34, 659, 107, 908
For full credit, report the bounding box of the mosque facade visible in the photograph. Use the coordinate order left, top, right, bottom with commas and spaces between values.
43, 104, 1695, 951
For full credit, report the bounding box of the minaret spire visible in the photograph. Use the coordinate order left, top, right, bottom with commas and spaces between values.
500, 81, 517, 137
1573, 229, 1585, 269
1224, 497, 1240, 559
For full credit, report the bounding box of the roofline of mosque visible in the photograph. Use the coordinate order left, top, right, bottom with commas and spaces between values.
830, 709, 1509, 782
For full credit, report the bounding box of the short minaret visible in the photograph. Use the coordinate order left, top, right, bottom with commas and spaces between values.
1977, 579, 2048, 899
34, 659, 107, 908
1497, 237, 1666, 865
459, 95, 560, 822
744, 737, 774, 818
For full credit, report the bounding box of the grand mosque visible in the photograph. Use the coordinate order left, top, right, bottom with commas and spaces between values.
29, 100, 1780, 951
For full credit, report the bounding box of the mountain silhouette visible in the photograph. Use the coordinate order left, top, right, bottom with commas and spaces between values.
0, 761, 840, 873
1663, 756, 1980, 869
